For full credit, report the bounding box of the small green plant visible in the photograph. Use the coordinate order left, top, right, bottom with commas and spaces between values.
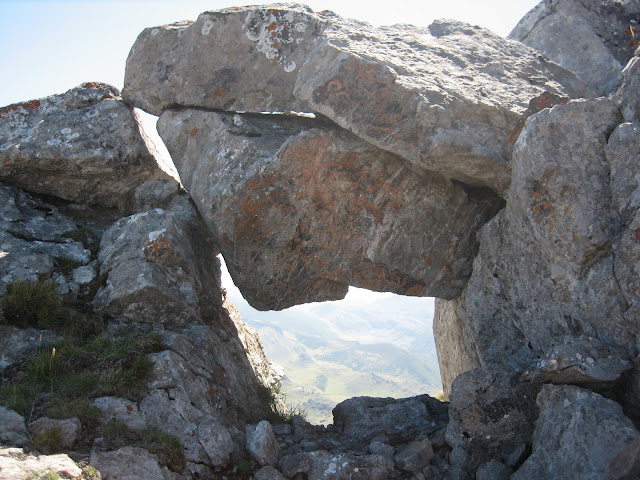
1, 279, 66, 328
435, 390, 446, 402
32, 425, 64, 454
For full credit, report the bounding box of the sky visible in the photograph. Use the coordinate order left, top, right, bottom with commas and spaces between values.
0, 0, 540, 108
0, 0, 539, 325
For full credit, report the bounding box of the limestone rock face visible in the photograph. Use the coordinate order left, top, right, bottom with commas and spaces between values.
125, 5, 592, 194
93, 196, 221, 324
158, 109, 502, 309
446, 369, 537, 475
512, 384, 640, 480
0, 83, 177, 211
0, 183, 93, 294
509, 0, 640, 94
446, 98, 636, 373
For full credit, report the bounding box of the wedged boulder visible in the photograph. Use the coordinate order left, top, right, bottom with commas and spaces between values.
158, 109, 502, 309
125, 5, 593, 193
445, 368, 537, 476
440, 98, 633, 377
512, 384, 640, 480
0, 82, 177, 211
93, 195, 221, 324
509, 0, 640, 95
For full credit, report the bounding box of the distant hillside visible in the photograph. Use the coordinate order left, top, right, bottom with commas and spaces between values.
221, 257, 441, 425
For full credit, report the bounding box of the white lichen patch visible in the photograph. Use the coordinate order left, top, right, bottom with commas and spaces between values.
201, 19, 214, 35
244, 8, 310, 71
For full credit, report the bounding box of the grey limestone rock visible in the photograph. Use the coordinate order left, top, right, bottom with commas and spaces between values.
93, 195, 221, 324
438, 98, 633, 384
394, 438, 434, 472
0, 82, 177, 211
125, 5, 592, 194
0, 183, 91, 294
475, 459, 512, 480
158, 108, 502, 309
247, 420, 280, 466
445, 369, 537, 475
92, 397, 147, 431
509, 0, 640, 94
617, 56, 640, 122
332, 396, 446, 445
254, 465, 289, 480
521, 338, 632, 389
0, 448, 82, 480
0, 406, 29, 448
90, 446, 181, 480
512, 384, 640, 480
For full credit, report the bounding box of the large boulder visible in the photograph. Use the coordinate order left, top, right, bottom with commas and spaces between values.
437, 98, 636, 379
157, 109, 502, 309
509, 0, 640, 95
512, 384, 640, 480
125, 5, 592, 194
0, 83, 177, 211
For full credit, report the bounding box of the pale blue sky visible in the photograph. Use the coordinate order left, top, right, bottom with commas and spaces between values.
0, 0, 539, 107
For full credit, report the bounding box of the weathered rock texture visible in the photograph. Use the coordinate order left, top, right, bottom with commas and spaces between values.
158, 109, 502, 309
125, 4, 592, 194
509, 0, 640, 94
438, 96, 640, 378
0, 83, 178, 211
512, 384, 640, 480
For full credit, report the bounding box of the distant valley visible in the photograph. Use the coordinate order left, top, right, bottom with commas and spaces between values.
221, 258, 442, 425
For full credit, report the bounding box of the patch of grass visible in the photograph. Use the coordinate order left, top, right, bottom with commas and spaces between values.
32, 425, 64, 454
54, 255, 82, 277
26, 471, 64, 480
47, 398, 100, 429
0, 384, 38, 416
1, 279, 66, 329
101, 420, 185, 472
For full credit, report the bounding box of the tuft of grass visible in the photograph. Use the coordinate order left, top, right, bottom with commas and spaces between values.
32, 425, 64, 454
258, 385, 307, 424
54, 255, 82, 277
1, 279, 66, 329
435, 390, 446, 402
